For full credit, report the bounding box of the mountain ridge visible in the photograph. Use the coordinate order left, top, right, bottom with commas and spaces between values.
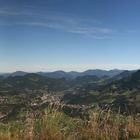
0, 69, 126, 79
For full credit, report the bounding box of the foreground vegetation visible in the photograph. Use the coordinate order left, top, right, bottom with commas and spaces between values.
0, 106, 140, 140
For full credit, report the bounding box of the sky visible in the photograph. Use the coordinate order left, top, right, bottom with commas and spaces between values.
0, 0, 140, 72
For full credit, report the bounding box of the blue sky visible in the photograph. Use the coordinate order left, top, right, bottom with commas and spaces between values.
0, 0, 140, 72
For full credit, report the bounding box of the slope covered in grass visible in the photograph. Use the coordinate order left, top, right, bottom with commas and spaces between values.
0, 106, 140, 140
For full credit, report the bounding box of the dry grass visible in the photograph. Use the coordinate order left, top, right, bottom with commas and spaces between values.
0, 107, 140, 140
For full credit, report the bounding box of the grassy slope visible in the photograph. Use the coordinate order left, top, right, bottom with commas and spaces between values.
0, 106, 140, 140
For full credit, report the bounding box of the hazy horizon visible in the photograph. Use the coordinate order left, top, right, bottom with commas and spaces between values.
0, 67, 138, 73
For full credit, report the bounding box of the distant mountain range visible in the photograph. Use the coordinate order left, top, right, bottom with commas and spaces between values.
1, 71, 28, 77
0, 69, 140, 113
0, 69, 125, 79
61, 69, 140, 113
